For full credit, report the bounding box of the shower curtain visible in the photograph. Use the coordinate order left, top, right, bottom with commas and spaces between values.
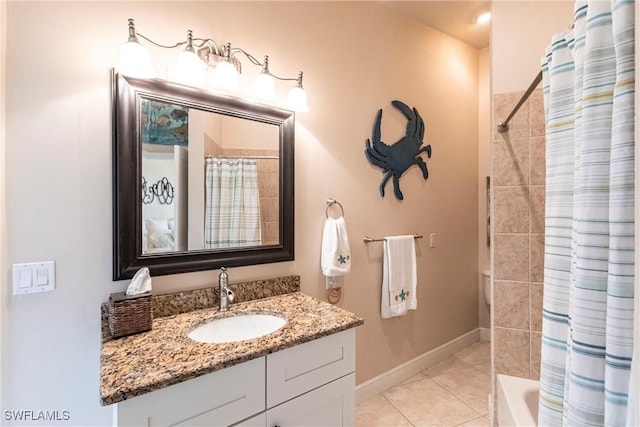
204, 158, 262, 249
539, 1, 635, 426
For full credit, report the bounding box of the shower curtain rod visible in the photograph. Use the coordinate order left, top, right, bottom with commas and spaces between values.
205, 155, 279, 160
496, 70, 543, 133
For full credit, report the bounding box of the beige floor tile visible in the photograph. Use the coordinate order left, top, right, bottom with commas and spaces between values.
473, 361, 491, 375
431, 367, 491, 415
454, 341, 490, 365
356, 394, 412, 427
457, 416, 490, 426
383, 378, 480, 426
422, 355, 472, 378
356, 341, 493, 427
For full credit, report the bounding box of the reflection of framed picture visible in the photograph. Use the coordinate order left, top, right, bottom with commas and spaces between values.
141, 99, 189, 146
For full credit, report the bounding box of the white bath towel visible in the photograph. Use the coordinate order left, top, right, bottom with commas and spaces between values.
321, 217, 351, 288
381, 235, 417, 318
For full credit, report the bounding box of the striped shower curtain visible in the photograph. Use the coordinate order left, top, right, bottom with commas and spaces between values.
538, 1, 635, 426
204, 158, 262, 249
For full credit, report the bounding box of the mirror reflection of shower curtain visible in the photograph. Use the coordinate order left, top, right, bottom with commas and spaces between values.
205, 158, 262, 249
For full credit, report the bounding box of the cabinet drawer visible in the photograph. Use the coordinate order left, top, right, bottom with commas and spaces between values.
115, 357, 266, 427
266, 373, 355, 427
266, 328, 355, 408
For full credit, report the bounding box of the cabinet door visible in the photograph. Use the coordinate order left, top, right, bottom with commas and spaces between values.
266, 373, 355, 427
114, 357, 265, 427
232, 412, 266, 427
267, 329, 355, 408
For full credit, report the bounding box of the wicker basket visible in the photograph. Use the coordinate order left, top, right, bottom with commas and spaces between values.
108, 291, 152, 338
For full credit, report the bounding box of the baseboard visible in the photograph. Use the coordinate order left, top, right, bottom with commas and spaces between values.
355, 328, 482, 404
480, 327, 491, 341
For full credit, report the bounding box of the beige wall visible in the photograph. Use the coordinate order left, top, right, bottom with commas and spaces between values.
478, 47, 490, 329
4, 1, 479, 422
492, 1, 574, 93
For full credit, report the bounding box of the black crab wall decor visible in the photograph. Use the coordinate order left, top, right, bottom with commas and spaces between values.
364, 100, 432, 200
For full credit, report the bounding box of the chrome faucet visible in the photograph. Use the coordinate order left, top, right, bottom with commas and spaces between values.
218, 267, 235, 312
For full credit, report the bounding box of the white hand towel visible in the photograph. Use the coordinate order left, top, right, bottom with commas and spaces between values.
381, 235, 417, 318
321, 217, 351, 287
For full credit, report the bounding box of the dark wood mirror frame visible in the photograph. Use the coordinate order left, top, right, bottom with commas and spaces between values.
112, 72, 294, 280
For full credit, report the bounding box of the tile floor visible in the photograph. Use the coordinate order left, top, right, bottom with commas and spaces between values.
356, 341, 491, 427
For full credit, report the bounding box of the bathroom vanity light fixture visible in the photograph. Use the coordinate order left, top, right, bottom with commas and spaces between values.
116, 19, 309, 112
474, 10, 491, 25
117, 19, 155, 78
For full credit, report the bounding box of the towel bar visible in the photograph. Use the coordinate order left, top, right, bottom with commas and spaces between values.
363, 234, 423, 243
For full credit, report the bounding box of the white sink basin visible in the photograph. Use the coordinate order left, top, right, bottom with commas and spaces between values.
188, 314, 287, 344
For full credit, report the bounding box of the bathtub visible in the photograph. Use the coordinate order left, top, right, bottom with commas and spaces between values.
497, 374, 539, 426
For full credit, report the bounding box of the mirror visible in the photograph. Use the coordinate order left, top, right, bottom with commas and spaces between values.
113, 72, 294, 280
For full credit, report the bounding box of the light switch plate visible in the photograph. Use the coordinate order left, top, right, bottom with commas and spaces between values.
12, 261, 55, 295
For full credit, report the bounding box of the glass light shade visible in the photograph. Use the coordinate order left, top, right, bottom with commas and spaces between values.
212, 61, 239, 90
475, 11, 491, 24
287, 86, 308, 112
253, 72, 276, 100
173, 49, 206, 85
117, 41, 155, 78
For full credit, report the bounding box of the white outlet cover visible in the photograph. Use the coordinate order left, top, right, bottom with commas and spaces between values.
12, 261, 55, 295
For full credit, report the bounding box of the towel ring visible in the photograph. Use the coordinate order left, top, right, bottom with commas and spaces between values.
325, 198, 345, 219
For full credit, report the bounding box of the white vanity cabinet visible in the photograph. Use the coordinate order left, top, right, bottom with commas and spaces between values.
114, 328, 356, 427
264, 328, 355, 427
265, 373, 355, 427
114, 357, 266, 426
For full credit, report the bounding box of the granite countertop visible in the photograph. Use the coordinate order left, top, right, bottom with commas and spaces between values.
100, 292, 363, 406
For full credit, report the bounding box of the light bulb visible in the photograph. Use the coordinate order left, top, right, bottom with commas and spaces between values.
253, 72, 276, 99
173, 49, 205, 85
117, 41, 155, 78
475, 11, 491, 24
212, 61, 239, 90
287, 86, 308, 112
